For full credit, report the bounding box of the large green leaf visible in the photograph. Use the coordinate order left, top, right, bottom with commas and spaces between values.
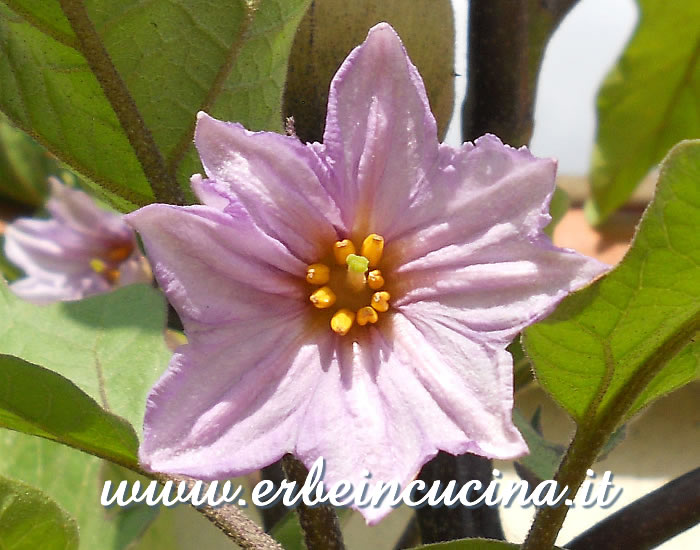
525, 140, 700, 424
0, 474, 78, 550
586, 0, 700, 224
0, 430, 159, 550
0, 281, 170, 431
0, 0, 311, 209
0, 354, 138, 466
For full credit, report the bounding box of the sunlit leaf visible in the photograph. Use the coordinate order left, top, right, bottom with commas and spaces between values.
586, 0, 700, 224
0, 473, 78, 550
0, 0, 311, 209
526, 140, 700, 424
0, 354, 138, 466
0, 281, 170, 431
0, 431, 158, 550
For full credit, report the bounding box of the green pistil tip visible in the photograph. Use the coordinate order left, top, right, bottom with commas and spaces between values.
346, 254, 369, 273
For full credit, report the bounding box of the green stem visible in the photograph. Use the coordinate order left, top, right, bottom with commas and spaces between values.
57, 0, 185, 205
522, 312, 700, 550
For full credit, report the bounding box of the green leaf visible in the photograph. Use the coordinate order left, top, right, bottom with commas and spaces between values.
0, 281, 170, 431
525, 140, 700, 425
0, 0, 312, 209
409, 538, 565, 550
0, 474, 79, 550
544, 186, 570, 237
0, 430, 159, 550
0, 354, 138, 466
0, 114, 58, 206
586, 0, 700, 224
512, 409, 564, 482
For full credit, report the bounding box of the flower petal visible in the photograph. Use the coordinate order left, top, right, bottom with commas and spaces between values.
139, 309, 326, 480
320, 23, 440, 238
126, 203, 307, 328
8, 272, 107, 305
4, 219, 98, 276
193, 113, 342, 261
45, 178, 132, 242
393, 236, 608, 343
295, 314, 526, 524
384, 135, 564, 269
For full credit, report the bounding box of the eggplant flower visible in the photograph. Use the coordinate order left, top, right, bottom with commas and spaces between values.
4, 178, 151, 304
127, 24, 607, 523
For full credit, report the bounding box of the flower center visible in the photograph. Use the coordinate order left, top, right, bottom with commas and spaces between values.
89, 242, 134, 285
306, 233, 391, 336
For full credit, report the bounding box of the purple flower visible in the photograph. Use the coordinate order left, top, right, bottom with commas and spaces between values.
4, 178, 151, 304
127, 24, 607, 523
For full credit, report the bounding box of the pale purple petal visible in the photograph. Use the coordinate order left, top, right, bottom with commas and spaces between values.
293, 317, 526, 524
46, 177, 132, 243
5, 218, 99, 276
394, 239, 607, 343
319, 23, 440, 238
139, 310, 327, 479
8, 271, 109, 305
193, 113, 343, 262
125, 203, 306, 328
383, 135, 562, 269
4, 180, 151, 303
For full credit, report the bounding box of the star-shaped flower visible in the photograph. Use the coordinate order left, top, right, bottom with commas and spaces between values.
4, 178, 151, 304
127, 23, 607, 523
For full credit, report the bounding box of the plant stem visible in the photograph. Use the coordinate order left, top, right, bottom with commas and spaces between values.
57, 0, 185, 205
566, 467, 700, 550
260, 461, 288, 531
416, 452, 504, 542
462, 0, 579, 146
150, 473, 283, 550
281, 454, 346, 550
522, 312, 700, 550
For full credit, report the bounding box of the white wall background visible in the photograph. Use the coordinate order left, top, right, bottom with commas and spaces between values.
446, 0, 638, 176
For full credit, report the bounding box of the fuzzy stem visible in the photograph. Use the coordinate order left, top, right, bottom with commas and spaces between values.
281, 455, 346, 550
522, 312, 699, 550
150, 473, 282, 550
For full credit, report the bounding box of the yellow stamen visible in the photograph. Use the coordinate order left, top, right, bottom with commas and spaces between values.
361, 234, 384, 267
331, 308, 355, 335
306, 263, 330, 285
106, 244, 133, 262
371, 291, 391, 312
367, 270, 385, 290
333, 239, 356, 265
89, 258, 106, 273
309, 286, 336, 309
356, 306, 379, 326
